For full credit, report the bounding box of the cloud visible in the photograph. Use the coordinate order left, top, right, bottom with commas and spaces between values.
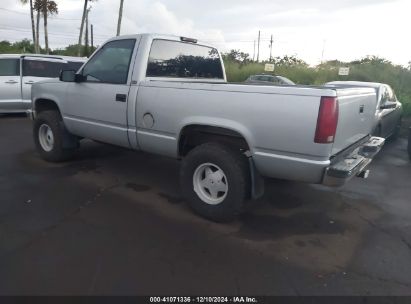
0, 0, 409, 65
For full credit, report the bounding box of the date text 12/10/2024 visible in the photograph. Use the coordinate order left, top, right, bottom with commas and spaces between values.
150, 297, 258, 303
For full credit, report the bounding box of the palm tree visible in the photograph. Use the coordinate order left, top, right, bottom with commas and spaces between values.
78, 0, 97, 56
33, 0, 42, 53
20, 0, 36, 52
35, 5, 41, 53
34, 0, 57, 54
42, 0, 58, 54
116, 0, 124, 36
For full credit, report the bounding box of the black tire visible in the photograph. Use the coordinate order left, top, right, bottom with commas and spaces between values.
180, 143, 250, 222
33, 110, 78, 162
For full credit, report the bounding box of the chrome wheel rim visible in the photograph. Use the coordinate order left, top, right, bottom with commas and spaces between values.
193, 163, 228, 205
38, 124, 54, 152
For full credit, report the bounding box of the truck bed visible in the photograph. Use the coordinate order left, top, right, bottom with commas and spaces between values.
137, 80, 376, 182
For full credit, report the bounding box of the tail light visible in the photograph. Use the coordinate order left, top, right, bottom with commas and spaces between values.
314, 96, 339, 144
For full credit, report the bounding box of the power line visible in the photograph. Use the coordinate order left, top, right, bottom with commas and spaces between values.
0, 29, 107, 44
0, 7, 81, 21
0, 24, 110, 39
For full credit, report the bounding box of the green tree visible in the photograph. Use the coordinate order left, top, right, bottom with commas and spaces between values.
33, 0, 42, 53
33, 0, 58, 54
273, 55, 308, 66
42, 0, 58, 54
222, 49, 251, 64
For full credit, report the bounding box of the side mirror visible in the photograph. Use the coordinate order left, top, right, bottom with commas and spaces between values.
380, 101, 397, 110
59, 70, 76, 82
59, 70, 86, 83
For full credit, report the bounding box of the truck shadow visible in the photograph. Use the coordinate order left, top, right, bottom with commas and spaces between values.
0, 113, 28, 119
77, 142, 374, 239
21, 138, 381, 246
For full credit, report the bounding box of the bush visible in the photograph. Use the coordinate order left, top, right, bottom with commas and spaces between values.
223, 56, 411, 116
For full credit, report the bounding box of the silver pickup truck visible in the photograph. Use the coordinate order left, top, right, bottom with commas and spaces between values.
30, 33, 385, 221
0, 54, 85, 113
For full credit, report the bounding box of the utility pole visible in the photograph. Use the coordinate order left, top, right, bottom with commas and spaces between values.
257, 30, 260, 63
253, 40, 256, 62
91, 24, 94, 50
84, 7, 90, 57
117, 0, 125, 36
269, 34, 273, 62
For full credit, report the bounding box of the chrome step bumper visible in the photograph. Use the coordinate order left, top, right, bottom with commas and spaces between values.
323, 136, 385, 187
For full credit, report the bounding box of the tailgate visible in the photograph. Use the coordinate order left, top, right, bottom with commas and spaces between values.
331, 88, 377, 155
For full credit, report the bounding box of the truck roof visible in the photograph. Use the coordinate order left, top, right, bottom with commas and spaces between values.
0, 53, 87, 62
107, 33, 216, 49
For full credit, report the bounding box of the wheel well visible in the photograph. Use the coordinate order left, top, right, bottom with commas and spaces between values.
178, 125, 250, 157
34, 99, 60, 115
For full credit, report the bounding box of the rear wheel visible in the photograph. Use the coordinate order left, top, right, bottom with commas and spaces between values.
180, 143, 250, 222
33, 110, 78, 162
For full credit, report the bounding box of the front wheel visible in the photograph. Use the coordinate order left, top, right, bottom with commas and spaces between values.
33, 110, 78, 162
180, 143, 250, 222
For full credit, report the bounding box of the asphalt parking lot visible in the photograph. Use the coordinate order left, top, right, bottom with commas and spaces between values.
0, 114, 410, 296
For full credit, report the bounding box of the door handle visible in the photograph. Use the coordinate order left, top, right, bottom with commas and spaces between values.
25, 81, 35, 85
359, 105, 365, 114
5, 80, 18, 84
115, 94, 127, 102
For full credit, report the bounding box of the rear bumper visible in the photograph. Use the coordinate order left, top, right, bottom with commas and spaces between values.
322, 136, 385, 186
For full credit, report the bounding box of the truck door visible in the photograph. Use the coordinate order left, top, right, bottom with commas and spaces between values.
0, 58, 22, 112
63, 39, 138, 148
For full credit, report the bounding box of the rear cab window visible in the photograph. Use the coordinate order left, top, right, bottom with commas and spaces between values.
0, 58, 20, 76
146, 39, 224, 79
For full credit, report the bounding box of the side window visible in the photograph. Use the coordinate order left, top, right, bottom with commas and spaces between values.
146, 39, 224, 79
386, 86, 395, 102
380, 87, 389, 104
23, 60, 64, 78
0, 59, 19, 76
82, 39, 136, 84
67, 61, 84, 72
271, 77, 281, 84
